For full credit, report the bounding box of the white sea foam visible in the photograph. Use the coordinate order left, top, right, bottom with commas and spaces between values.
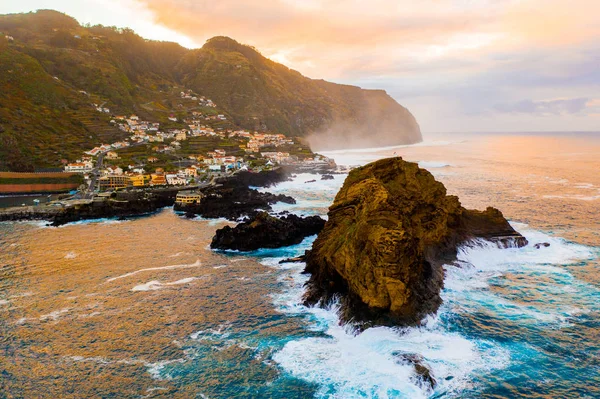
258, 173, 346, 216
418, 161, 452, 169
39, 307, 71, 321
146, 358, 187, 380
131, 277, 199, 292
269, 221, 597, 398
543, 194, 600, 201
106, 259, 202, 282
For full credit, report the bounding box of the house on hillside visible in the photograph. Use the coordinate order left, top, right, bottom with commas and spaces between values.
102, 165, 123, 176
105, 151, 119, 160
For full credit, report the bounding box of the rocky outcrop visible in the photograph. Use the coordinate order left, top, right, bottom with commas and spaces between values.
303, 157, 527, 326
175, 186, 295, 221
176, 169, 295, 220
211, 212, 325, 251
216, 168, 291, 189
51, 190, 178, 226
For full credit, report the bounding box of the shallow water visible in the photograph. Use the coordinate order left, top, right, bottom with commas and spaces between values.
1, 132, 599, 398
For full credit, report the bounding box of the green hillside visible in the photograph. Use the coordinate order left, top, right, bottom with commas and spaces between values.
0, 10, 421, 171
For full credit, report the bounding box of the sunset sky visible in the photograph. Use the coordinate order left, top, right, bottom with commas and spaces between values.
2, 0, 599, 133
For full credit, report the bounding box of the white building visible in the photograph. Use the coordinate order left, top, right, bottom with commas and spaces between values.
166, 174, 187, 185
65, 161, 94, 173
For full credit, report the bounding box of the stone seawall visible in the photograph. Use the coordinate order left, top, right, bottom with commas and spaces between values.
0, 183, 79, 194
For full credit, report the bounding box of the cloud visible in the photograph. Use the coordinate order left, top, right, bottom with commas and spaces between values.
494, 98, 593, 115
3, 0, 600, 132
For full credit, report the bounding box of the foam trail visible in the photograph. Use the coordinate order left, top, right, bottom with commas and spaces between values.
131, 277, 198, 291
106, 259, 202, 282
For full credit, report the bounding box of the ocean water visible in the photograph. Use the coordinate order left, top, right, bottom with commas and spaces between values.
1, 132, 599, 398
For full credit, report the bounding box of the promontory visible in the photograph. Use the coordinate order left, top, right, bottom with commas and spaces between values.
303, 157, 527, 327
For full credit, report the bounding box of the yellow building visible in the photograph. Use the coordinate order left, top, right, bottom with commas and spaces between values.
175, 191, 203, 205
150, 168, 167, 186
130, 174, 151, 187
98, 175, 132, 191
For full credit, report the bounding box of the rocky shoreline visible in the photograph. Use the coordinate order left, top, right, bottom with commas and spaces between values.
0, 168, 296, 226
0, 189, 180, 227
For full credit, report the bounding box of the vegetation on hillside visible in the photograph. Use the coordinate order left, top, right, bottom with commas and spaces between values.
0, 10, 421, 171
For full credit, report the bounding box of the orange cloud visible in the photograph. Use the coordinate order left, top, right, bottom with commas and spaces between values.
131, 0, 598, 82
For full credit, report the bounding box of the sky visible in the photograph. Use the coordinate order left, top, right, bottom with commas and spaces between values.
1, 0, 599, 133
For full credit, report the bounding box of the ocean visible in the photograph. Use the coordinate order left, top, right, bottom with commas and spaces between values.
1, 132, 599, 398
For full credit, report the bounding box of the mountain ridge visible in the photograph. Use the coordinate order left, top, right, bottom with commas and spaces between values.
0, 10, 421, 171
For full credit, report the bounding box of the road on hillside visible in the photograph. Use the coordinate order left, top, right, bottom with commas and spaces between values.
83, 152, 104, 199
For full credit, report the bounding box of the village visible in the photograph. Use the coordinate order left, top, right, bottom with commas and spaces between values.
63, 92, 336, 195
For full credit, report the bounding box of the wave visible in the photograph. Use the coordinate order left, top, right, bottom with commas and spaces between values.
131, 277, 200, 292
418, 161, 452, 169
266, 224, 597, 398
106, 259, 202, 282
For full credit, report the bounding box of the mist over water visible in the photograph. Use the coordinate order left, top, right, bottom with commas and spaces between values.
1, 132, 598, 398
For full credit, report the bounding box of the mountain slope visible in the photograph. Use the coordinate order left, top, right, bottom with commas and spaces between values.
0, 10, 421, 171
176, 36, 421, 149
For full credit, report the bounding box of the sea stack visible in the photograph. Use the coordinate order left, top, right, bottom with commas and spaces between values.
303, 157, 527, 326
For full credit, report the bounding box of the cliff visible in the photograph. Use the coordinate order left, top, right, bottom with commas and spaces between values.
303, 157, 527, 326
0, 10, 421, 171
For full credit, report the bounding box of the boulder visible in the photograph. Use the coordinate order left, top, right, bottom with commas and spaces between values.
211, 212, 325, 251
394, 353, 436, 390
303, 157, 527, 326
321, 174, 334, 180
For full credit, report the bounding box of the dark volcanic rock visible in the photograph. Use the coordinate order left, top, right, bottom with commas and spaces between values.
51, 190, 178, 226
303, 157, 527, 327
534, 242, 550, 249
211, 212, 325, 251
217, 168, 291, 188
175, 186, 295, 221
321, 174, 334, 180
395, 353, 436, 390
279, 254, 307, 264
177, 168, 295, 220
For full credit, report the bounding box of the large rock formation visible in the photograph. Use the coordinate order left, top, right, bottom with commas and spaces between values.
303, 157, 527, 326
211, 212, 325, 251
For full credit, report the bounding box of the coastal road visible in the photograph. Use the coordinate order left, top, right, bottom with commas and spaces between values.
84, 152, 104, 199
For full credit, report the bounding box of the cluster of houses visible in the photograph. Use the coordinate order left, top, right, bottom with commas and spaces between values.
227, 131, 295, 152
181, 90, 217, 109
98, 166, 202, 191
93, 103, 110, 113
62, 95, 334, 194
246, 133, 294, 152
